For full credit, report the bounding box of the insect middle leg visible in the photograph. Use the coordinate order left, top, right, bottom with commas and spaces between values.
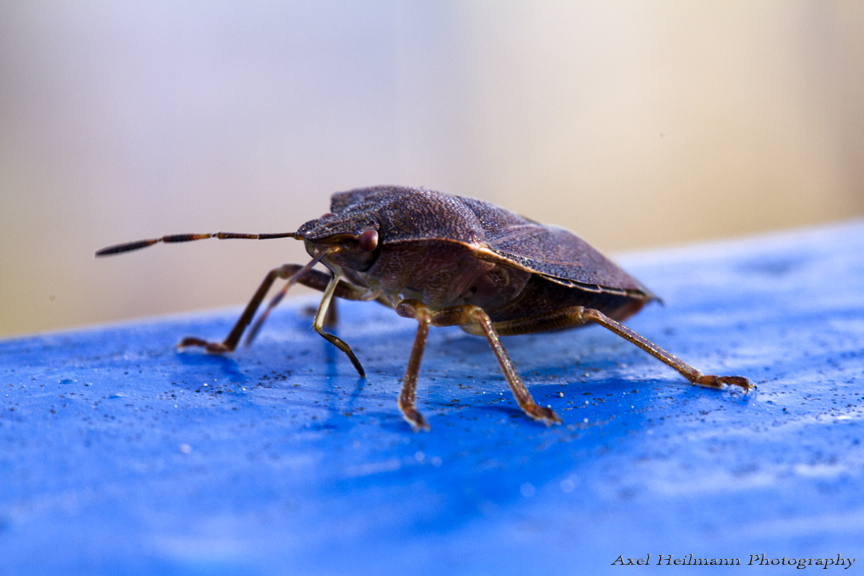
394, 300, 433, 431
489, 306, 753, 391
396, 300, 562, 430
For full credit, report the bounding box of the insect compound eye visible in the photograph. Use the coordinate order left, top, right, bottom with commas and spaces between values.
358, 229, 379, 252
319, 212, 336, 219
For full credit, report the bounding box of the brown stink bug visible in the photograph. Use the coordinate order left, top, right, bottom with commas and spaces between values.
97, 186, 752, 431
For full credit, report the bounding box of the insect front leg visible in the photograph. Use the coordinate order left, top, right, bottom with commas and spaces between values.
179, 263, 372, 354
312, 271, 366, 378
179, 263, 307, 354
245, 267, 383, 345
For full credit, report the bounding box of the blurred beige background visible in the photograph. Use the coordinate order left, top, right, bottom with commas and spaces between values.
1, 1, 863, 338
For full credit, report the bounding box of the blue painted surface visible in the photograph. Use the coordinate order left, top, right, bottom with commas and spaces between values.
2, 221, 863, 575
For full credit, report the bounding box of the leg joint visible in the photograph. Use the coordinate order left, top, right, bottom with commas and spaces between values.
395, 299, 431, 322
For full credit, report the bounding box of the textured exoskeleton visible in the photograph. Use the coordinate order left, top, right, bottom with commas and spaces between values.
97, 186, 751, 431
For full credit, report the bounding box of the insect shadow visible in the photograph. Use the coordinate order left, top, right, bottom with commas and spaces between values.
175, 350, 246, 383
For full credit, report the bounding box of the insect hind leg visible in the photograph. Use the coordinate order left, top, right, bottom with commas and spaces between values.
580, 308, 753, 391
489, 305, 752, 391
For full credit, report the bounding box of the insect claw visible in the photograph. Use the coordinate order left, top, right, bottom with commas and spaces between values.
695, 374, 754, 391
178, 337, 205, 349
402, 409, 431, 432
720, 375, 754, 391
524, 404, 562, 426
178, 337, 230, 354
347, 353, 366, 378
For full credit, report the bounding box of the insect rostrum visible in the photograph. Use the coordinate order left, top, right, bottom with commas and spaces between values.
97, 186, 752, 431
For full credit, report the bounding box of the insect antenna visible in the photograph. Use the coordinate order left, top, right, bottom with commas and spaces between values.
95, 232, 301, 256
245, 249, 331, 346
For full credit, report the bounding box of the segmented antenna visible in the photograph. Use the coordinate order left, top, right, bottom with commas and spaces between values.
95, 232, 301, 256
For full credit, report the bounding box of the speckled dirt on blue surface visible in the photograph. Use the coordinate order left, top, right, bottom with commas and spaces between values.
2, 221, 863, 575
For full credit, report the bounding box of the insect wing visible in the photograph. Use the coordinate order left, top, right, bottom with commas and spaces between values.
459, 197, 652, 297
